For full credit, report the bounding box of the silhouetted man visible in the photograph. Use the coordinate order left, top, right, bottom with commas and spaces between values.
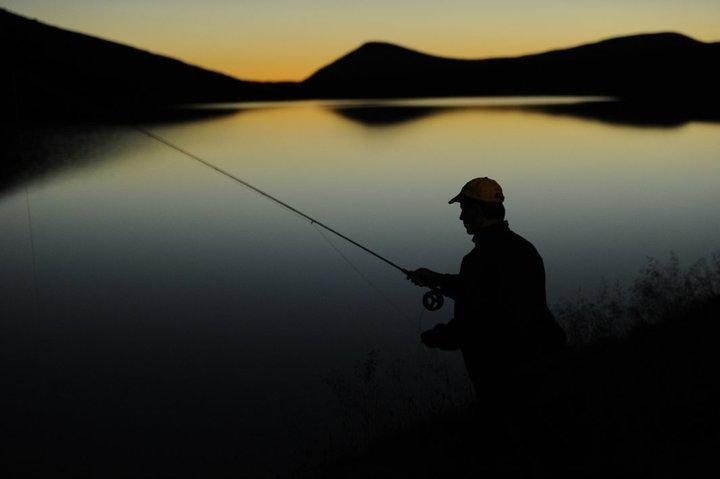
406, 177, 566, 406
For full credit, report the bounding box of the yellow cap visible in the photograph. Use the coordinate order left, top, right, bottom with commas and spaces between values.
448, 177, 504, 204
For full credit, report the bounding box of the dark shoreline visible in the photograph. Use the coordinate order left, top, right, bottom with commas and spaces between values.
302, 295, 720, 479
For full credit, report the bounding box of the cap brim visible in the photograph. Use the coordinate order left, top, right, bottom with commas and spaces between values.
448, 193, 463, 204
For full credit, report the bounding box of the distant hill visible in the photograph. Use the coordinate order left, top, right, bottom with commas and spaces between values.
3, 6, 719, 120
0, 8, 297, 119
303, 34, 720, 99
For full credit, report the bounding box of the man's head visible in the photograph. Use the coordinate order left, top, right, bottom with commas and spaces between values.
449, 177, 505, 235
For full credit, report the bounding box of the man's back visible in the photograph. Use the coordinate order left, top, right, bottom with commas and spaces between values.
453, 222, 563, 378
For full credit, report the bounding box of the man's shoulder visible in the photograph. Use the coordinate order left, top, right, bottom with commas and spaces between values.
506, 227, 535, 247
505, 228, 542, 260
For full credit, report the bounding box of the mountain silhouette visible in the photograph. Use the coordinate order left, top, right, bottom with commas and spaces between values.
0, 8, 297, 119
303, 33, 719, 100
3, 5, 719, 121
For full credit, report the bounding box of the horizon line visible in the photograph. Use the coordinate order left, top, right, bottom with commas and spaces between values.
3, 6, 718, 83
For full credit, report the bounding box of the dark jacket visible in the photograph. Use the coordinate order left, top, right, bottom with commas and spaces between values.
431, 221, 566, 377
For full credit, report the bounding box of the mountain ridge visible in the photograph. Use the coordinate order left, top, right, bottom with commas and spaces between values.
303, 31, 719, 99
310, 31, 706, 77
3, 5, 719, 120
1, 7, 296, 119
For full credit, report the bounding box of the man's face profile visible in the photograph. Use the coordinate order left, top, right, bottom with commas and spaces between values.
459, 201, 483, 235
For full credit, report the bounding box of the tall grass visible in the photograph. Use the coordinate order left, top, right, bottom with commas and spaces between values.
556, 251, 720, 344
310, 252, 720, 475
322, 348, 473, 453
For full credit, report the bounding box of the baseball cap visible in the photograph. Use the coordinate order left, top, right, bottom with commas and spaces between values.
448, 177, 504, 204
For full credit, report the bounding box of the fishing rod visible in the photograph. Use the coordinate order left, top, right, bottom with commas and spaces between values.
16, 68, 444, 312
136, 127, 445, 311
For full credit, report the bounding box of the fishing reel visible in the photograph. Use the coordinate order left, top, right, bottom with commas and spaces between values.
422, 289, 444, 311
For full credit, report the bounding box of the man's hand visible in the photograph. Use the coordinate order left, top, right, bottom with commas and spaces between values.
405, 268, 442, 288
420, 323, 446, 348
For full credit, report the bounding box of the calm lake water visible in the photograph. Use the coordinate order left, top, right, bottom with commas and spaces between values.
3, 97, 720, 476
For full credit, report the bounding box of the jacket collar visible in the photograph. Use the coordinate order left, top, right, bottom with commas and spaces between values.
472, 221, 510, 244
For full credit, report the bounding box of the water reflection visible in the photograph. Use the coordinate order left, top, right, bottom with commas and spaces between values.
0, 107, 241, 195
2, 97, 720, 477
329, 99, 720, 129
7, 98, 719, 196
524, 101, 720, 128
332, 105, 451, 126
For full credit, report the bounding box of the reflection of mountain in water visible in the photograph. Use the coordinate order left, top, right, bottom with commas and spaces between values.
5, 99, 718, 195
0, 107, 241, 195
329, 101, 720, 129
331, 105, 451, 126
525, 101, 720, 128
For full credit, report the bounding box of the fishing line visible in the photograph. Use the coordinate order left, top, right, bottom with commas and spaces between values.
133, 125, 444, 313
311, 222, 415, 326
310, 224, 400, 347
24, 185, 41, 319
134, 126, 406, 272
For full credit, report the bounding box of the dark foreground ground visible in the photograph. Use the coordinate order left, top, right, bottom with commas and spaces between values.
305, 295, 720, 478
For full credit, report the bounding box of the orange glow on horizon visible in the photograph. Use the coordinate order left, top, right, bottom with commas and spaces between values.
3, 1, 719, 82
154, 29, 720, 82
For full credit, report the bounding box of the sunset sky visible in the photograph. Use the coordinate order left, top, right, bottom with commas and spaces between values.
2, 0, 719, 81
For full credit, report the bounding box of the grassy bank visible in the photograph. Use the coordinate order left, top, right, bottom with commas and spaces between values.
302, 253, 720, 478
